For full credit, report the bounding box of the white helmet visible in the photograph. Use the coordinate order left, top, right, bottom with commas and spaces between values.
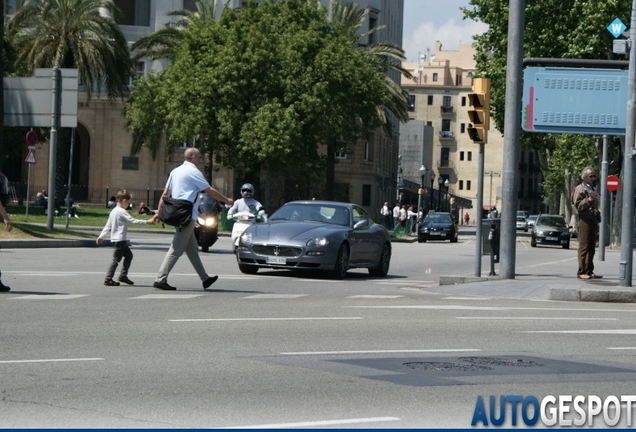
241, 183, 254, 198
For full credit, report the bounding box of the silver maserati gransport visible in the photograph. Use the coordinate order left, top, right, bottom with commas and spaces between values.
235, 201, 392, 279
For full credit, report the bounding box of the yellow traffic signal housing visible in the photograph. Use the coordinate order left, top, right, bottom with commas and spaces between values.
467, 77, 491, 144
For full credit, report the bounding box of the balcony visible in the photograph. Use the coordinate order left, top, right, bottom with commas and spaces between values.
440, 105, 454, 115
439, 130, 454, 140
437, 159, 456, 172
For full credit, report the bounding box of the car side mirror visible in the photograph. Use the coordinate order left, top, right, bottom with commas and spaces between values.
354, 219, 369, 230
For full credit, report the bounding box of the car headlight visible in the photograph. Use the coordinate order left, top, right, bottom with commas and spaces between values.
307, 237, 329, 247
535, 230, 543, 235
240, 232, 253, 244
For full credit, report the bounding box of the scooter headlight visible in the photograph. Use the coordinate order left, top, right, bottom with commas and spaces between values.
204, 217, 216, 227
197, 216, 205, 225
241, 232, 253, 244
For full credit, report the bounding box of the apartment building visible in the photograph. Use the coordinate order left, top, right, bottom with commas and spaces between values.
13, 0, 403, 218
401, 41, 543, 216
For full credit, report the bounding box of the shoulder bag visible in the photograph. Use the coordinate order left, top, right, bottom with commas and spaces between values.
158, 196, 193, 228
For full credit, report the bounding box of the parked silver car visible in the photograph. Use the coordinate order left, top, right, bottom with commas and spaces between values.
235, 201, 391, 279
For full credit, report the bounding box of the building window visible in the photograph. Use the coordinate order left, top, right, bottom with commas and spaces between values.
122, 156, 139, 170
442, 96, 451, 109
441, 119, 451, 132
459, 180, 464, 190
432, 73, 438, 82
114, 0, 150, 26
368, 14, 378, 45
364, 141, 373, 162
427, 95, 433, 105
362, 184, 371, 206
183, 0, 198, 12
460, 151, 464, 161
461, 96, 466, 106
426, 121, 433, 127
127, 61, 145, 87
467, 180, 471, 190
407, 94, 415, 112
467, 151, 472, 161
460, 123, 465, 133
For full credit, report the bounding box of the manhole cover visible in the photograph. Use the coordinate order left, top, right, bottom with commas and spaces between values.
459, 357, 544, 367
403, 361, 493, 372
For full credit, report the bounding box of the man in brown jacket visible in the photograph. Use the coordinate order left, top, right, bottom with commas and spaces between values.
572, 166, 601, 279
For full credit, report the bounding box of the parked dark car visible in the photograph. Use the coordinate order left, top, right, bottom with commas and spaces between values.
417, 212, 458, 243
531, 214, 571, 249
235, 201, 391, 279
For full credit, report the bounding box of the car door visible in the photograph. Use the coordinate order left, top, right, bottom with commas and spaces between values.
349, 206, 375, 264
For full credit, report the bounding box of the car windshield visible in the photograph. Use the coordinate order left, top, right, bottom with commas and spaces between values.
424, 213, 452, 224
538, 216, 566, 227
270, 203, 350, 226
516, 217, 526, 222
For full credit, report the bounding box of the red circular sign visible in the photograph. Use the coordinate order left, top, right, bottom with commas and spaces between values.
607, 174, 620, 192
26, 130, 38, 146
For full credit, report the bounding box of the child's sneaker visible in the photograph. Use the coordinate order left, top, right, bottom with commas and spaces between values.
118, 276, 134, 285
104, 278, 120, 286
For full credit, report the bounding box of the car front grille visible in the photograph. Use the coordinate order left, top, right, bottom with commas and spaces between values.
252, 245, 303, 257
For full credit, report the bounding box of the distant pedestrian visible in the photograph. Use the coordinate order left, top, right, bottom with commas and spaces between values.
0, 172, 9, 207
0, 200, 13, 291
464, 212, 470, 226
149, 148, 233, 290
380, 202, 391, 228
97, 189, 154, 286
392, 203, 400, 230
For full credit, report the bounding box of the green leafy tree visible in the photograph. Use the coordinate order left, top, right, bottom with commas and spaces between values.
463, 0, 627, 229
126, 0, 390, 200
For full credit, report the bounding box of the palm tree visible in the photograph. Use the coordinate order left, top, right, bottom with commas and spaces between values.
8, 0, 131, 101
131, 0, 219, 62
325, 0, 411, 136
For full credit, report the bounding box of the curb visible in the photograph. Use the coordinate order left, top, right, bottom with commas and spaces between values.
550, 286, 636, 303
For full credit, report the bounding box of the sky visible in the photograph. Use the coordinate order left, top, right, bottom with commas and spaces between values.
402, 0, 488, 63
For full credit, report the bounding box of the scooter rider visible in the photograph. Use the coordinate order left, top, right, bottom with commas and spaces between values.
227, 183, 263, 217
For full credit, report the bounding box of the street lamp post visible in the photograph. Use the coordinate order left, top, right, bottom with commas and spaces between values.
417, 165, 426, 235
444, 179, 450, 213
437, 176, 444, 211
429, 171, 435, 212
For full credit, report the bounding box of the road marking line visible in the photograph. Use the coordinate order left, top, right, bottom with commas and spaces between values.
280, 349, 481, 355
12, 273, 76, 277
348, 295, 404, 299
458, 317, 617, 321
345, 305, 636, 312
374, 281, 435, 285
523, 330, 636, 334
242, 294, 308, 299
170, 317, 363, 322
607, 347, 636, 350
11, 294, 88, 300
0, 358, 104, 364
223, 416, 400, 429
131, 294, 204, 299
444, 296, 490, 300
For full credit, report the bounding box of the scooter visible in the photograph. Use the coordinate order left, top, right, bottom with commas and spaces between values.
230, 210, 267, 253
194, 193, 222, 252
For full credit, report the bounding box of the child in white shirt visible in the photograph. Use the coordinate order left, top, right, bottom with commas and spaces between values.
97, 190, 154, 286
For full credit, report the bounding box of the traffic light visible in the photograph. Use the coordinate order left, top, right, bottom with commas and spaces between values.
467, 77, 491, 144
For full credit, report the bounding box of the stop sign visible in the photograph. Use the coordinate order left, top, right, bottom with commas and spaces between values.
607, 174, 620, 192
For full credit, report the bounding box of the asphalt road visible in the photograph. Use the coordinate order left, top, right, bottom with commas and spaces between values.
1, 230, 636, 428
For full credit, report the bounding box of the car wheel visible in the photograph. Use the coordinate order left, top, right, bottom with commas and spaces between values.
332, 244, 349, 279
369, 243, 391, 277
563, 241, 570, 250
238, 263, 258, 274
524, 228, 528, 232
531, 239, 536, 247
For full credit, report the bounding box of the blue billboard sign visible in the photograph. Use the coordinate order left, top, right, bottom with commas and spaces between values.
522, 67, 627, 135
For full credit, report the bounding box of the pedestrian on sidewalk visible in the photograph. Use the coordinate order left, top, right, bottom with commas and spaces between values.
149, 148, 234, 290
464, 212, 470, 226
572, 166, 601, 280
96, 189, 154, 286
0, 200, 13, 291
380, 202, 391, 229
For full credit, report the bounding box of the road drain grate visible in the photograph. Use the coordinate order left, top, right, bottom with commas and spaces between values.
403, 362, 493, 372
458, 357, 544, 367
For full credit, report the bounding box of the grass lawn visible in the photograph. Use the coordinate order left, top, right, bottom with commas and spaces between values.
0, 204, 157, 240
